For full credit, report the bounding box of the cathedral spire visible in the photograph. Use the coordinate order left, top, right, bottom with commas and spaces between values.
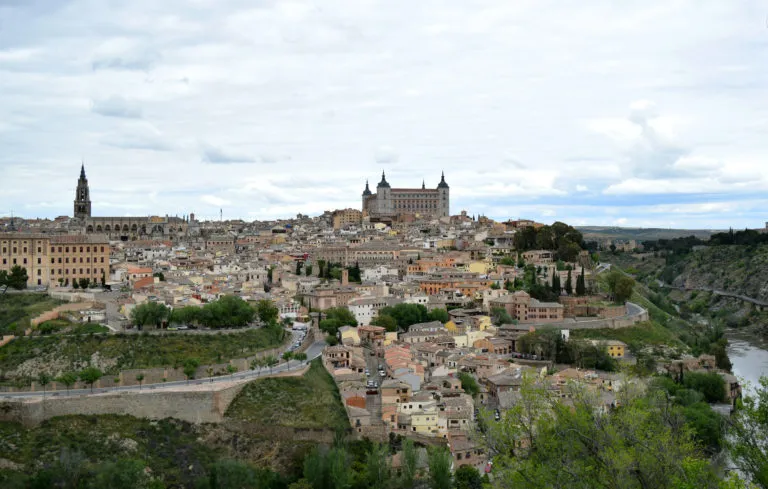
377, 170, 390, 188
422, 179, 425, 189
438, 171, 449, 189
80, 162, 86, 180
362, 180, 372, 196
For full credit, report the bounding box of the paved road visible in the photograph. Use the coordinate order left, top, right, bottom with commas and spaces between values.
0, 340, 326, 399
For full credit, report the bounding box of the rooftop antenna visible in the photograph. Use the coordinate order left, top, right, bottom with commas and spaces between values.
220, 208, 223, 222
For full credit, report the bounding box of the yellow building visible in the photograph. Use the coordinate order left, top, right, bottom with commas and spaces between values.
339, 326, 361, 346
410, 407, 440, 435
332, 208, 363, 230
590, 340, 627, 358
445, 320, 460, 333
1, 233, 110, 287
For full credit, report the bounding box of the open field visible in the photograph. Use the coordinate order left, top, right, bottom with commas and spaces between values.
226, 359, 348, 431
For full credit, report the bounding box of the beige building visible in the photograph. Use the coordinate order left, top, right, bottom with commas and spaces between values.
1, 233, 110, 287
332, 208, 362, 230
489, 291, 564, 324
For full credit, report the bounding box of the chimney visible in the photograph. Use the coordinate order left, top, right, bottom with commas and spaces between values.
341, 269, 349, 286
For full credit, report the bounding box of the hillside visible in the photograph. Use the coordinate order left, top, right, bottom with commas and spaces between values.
577, 226, 721, 241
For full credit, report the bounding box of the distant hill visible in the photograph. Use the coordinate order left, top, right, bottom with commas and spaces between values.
577, 226, 722, 241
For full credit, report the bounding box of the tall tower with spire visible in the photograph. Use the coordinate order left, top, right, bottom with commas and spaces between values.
74, 163, 92, 219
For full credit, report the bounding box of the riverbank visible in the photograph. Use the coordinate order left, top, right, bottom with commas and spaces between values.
725, 328, 768, 394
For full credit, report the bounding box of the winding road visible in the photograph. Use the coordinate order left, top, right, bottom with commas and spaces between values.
0, 340, 327, 400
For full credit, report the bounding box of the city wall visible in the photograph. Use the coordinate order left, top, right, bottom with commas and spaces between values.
530, 302, 649, 331
0, 382, 247, 428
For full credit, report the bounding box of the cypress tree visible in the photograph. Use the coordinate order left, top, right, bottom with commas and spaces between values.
552, 271, 561, 293
576, 266, 586, 296
565, 269, 573, 295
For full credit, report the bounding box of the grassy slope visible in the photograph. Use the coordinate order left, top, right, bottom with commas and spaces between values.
0, 294, 65, 335
571, 320, 684, 348
226, 359, 349, 432
0, 327, 286, 375
0, 415, 223, 488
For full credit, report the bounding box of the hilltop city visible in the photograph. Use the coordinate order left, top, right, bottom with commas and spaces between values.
0, 164, 765, 487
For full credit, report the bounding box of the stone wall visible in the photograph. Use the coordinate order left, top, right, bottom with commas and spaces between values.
30, 302, 95, 326
0, 382, 248, 428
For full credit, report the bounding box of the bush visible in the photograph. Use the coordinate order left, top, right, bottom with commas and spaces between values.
683, 372, 726, 403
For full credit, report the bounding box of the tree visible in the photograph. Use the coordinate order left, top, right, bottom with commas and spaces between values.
57, 372, 78, 396
282, 351, 294, 368
296, 261, 303, 275
0, 265, 29, 290
454, 465, 483, 489
565, 269, 573, 295
226, 364, 237, 379
79, 367, 102, 393
130, 302, 170, 328
727, 376, 768, 488
459, 372, 479, 397
683, 372, 726, 403
255, 299, 279, 326
427, 446, 452, 489
370, 314, 398, 332
399, 437, 418, 489
488, 377, 727, 489
135, 373, 145, 390
378, 303, 429, 331
551, 271, 561, 294
169, 306, 200, 326
265, 355, 278, 374
576, 267, 586, 296
207, 366, 215, 382
427, 308, 449, 324
615, 275, 635, 303
72, 279, 80, 290
294, 352, 307, 365
366, 443, 392, 489
250, 357, 264, 374
200, 459, 282, 489
183, 358, 200, 383
78, 278, 89, 289
305, 265, 313, 276
491, 307, 514, 326
37, 372, 51, 399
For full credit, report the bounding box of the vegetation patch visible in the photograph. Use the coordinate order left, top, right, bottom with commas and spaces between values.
0, 294, 65, 335
226, 359, 348, 432
570, 320, 685, 348
0, 327, 286, 378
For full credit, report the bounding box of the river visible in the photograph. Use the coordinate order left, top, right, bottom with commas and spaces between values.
726, 329, 768, 394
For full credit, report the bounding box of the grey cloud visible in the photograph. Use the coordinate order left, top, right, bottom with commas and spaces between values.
375, 146, 399, 164
91, 96, 143, 119
202, 145, 254, 164
626, 110, 687, 179
92, 55, 157, 72
101, 133, 172, 151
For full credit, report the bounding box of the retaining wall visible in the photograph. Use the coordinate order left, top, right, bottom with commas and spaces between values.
0, 382, 248, 428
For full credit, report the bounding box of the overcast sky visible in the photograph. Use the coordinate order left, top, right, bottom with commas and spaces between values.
2, 0, 768, 228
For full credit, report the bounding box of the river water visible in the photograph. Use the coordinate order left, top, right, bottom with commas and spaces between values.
725, 329, 768, 394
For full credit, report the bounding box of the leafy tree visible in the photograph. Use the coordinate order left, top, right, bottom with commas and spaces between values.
615, 275, 635, 303
458, 372, 479, 397
0, 265, 29, 290
57, 371, 78, 396
73, 278, 80, 289
683, 402, 725, 451
683, 372, 726, 403
78, 278, 89, 289
282, 351, 294, 368
727, 376, 768, 488
255, 299, 279, 326
197, 459, 282, 489
207, 366, 215, 382
427, 446, 452, 489
427, 308, 449, 323
365, 443, 392, 489
499, 256, 516, 266
379, 303, 430, 331
169, 306, 200, 326
226, 364, 237, 379
79, 367, 103, 393
489, 377, 727, 489
454, 465, 483, 489
491, 307, 514, 326
200, 295, 255, 328
325, 335, 339, 346
265, 355, 278, 373
135, 373, 145, 390
183, 358, 200, 383
130, 302, 170, 328
294, 352, 308, 364
399, 437, 418, 489
37, 372, 51, 398
370, 314, 398, 332
305, 265, 313, 276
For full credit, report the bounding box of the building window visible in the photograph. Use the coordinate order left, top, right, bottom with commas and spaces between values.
80, 268, 83, 274
65, 258, 69, 263
1, 259, 5, 265
51, 258, 54, 264
12, 247, 16, 253
65, 247, 69, 253
58, 247, 62, 252
38, 258, 41, 264
65, 269, 69, 275
23, 258, 27, 264
37, 247, 41, 253
86, 247, 90, 252
80, 247, 83, 253
23, 247, 27, 253
37, 269, 41, 276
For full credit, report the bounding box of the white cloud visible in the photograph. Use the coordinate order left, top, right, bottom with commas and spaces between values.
201, 195, 231, 207
0, 0, 767, 227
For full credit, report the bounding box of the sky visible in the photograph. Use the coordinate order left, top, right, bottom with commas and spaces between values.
2, 0, 768, 229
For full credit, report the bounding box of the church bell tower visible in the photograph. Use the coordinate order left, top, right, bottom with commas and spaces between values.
74, 163, 92, 219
